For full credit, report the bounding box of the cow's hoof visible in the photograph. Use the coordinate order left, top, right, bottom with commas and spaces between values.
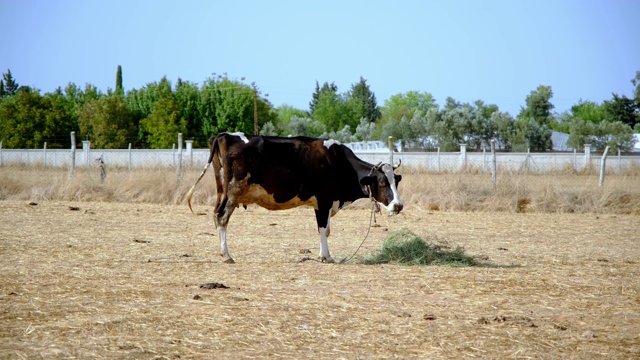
223, 258, 235, 264
321, 256, 335, 264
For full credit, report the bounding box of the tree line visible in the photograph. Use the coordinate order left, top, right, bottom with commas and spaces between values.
0, 67, 638, 152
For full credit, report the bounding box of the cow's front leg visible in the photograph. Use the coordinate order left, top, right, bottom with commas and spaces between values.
314, 208, 334, 263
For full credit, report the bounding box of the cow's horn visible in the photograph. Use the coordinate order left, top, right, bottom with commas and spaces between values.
374, 162, 382, 170
393, 159, 402, 170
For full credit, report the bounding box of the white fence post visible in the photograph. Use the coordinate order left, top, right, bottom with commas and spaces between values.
482, 146, 486, 173
584, 144, 592, 170
618, 148, 622, 174
490, 139, 497, 190
176, 133, 183, 180
388, 136, 394, 166
459, 144, 467, 171
599, 146, 610, 187
70, 132, 76, 174
128, 143, 132, 171
0, 141, 3, 167
43, 142, 47, 167
186, 140, 193, 167
82, 140, 91, 167
437, 147, 440, 172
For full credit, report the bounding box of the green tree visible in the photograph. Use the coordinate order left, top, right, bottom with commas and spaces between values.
312, 89, 354, 132
566, 117, 594, 150
286, 115, 326, 137
431, 100, 494, 151
510, 117, 552, 152
380, 115, 415, 150
115, 65, 123, 95
474, 100, 499, 120
597, 121, 636, 152
518, 85, 555, 126
126, 77, 177, 146
321, 125, 354, 143
0, 88, 46, 148
0, 87, 75, 148
348, 76, 381, 123
78, 95, 136, 148
568, 118, 635, 152
199, 74, 274, 138
309, 81, 337, 113
309, 81, 358, 132
41, 88, 77, 148
274, 105, 308, 135
513, 85, 554, 151
489, 111, 515, 150
570, 99, 606, 123
632, 70, 640, 100
354, 117, 376, 141
603, 93, 638, 128
260, 121, 278, 136
174, 78, 203, 145
2, 69, 19, 96
437, 107, 469, 151
381, 91, 438, 125
379, 91, 438, 144
141, 96, 186, 148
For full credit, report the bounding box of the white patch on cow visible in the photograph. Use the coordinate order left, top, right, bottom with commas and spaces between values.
380, 164, 403, 214
318, 210, 334, 263
217, 226, 233, 262
219, 165, 224, 182
229, 132, 249, 144
330, 200, 350, 217
318, 227, 334, 262
323, 139, 341, 149
238, 183, 318, 211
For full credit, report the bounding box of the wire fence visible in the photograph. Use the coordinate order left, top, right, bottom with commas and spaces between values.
1, 135, 639, 185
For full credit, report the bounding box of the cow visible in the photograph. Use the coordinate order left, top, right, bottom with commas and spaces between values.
186, 132, 403, 263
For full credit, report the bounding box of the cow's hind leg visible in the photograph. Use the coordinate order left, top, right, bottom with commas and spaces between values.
314, 208, 334, 263
214, 197, 237, 263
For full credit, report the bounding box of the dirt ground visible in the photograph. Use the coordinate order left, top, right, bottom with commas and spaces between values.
1, 200, 638, 359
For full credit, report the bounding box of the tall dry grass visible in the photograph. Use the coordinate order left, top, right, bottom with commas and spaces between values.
1, 164, 638, 214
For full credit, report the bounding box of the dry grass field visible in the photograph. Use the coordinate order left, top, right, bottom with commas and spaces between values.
1, 166, 639, 358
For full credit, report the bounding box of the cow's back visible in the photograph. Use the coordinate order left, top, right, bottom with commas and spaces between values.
215, 134, 361, 210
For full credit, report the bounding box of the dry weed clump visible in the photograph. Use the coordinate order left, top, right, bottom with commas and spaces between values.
0, 164, 638, 214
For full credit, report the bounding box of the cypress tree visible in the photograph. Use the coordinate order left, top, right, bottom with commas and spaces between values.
2, 69, 19, 96
116, 65, 123, 94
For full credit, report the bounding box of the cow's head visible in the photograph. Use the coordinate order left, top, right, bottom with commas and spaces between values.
360, 161, 404, 215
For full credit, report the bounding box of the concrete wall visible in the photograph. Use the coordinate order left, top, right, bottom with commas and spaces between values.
1, 145, 638, 173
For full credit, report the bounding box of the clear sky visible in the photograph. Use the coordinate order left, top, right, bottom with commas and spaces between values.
2, 0, 638, 116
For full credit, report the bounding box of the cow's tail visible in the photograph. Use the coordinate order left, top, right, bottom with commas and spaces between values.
186, 136, 219, 214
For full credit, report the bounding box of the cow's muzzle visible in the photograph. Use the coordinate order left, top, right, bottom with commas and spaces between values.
385, 201, 403, 216
393, 202, 404, 214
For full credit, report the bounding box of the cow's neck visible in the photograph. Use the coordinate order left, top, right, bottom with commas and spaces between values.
345, 153, 377, 198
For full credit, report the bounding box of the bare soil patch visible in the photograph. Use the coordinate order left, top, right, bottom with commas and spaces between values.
1, 200, 638, 358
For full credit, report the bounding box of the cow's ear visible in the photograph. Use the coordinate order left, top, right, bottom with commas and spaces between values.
360, 176, 375, 186
395, 174, 402, 184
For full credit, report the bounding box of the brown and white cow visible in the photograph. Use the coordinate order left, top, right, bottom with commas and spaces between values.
186, 132, 403, 263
